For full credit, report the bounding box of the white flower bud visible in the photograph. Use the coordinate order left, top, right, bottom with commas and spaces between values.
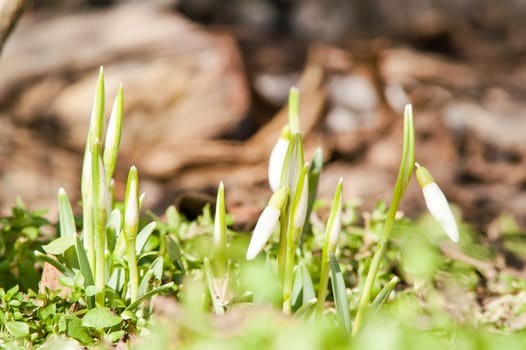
246, 187, 288, 260
416, 164, 459, 242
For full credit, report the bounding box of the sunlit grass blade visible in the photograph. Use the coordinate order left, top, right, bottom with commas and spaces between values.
330, 255, 351, 333
317, 178, 343, 311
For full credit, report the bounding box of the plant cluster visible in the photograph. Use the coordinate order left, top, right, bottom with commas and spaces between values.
1, 69, 525, 349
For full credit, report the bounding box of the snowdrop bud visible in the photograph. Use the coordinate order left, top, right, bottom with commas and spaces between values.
125, 166, 139, 230
416, 164, 459, 242
214, 181, 226, 246
246, 187, 288, 260
268, 125, 291, 191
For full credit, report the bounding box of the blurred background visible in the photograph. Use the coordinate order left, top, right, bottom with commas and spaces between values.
1, 0, 526, 231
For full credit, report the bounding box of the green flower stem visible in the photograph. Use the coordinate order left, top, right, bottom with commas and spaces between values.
283, 226, 302, 313
282, 163, 309, 314
126, 232, 139, 302
352, 105, 414, 335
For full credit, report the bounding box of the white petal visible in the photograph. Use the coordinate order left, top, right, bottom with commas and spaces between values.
422, 183, 459, 242
268, 138, 289, 191
246, 206, 280, 260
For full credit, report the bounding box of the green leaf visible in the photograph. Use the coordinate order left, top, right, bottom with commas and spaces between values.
135, 222, 156, 255
105, 330, 125, 343
34, 251, 72, 277
67, 315, 93, 345
124, 282, 174, 312
5, 321, 29, 338
42, 235, 75, 255
330, 255, 351, 333
82, 307, 122, 329
167, 235, 185, 275
58, 188, 76, 237
106, 208, 122, 252
103, 84, 124, 181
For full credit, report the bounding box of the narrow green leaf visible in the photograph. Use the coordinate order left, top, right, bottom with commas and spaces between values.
57, 188, 78, 268
204, 257, 225, 314
107, 267, 125, 293
34, 251, 72, 277
42, 235, 75, 255
294, 298, 318, 319
58, 188, 76, 237
124, 282, 174, 312
166, 205, 181, 230
82, 307, 122, 329
372, 276, 399, 309
150, 256, 164, 281
75, 236, 94, 288
107, 208, 122, 253
291, 263, 316, 311
135, 222, 156, 255
330, 255, 351, 333
103, 84, 124, 181
138, 270, 154, 298
167, 235, 185, 275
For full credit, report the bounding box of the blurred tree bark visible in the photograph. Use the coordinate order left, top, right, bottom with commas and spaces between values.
0, 0, 25, 54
